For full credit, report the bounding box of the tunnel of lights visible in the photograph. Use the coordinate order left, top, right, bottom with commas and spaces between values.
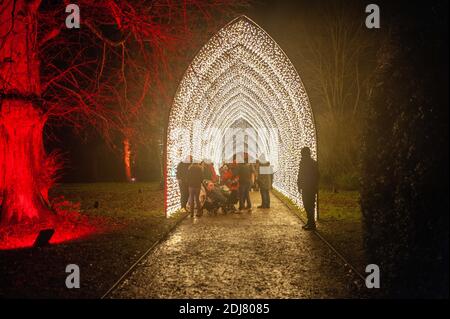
165, 16, 317, 216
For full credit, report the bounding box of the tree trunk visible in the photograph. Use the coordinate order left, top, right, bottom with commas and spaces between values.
0, 101, 54, 224
0, 0, 54, 225
123, 138, 132, 182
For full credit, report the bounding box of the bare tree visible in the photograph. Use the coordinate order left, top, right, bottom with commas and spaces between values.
291, 1, 377, 189
0, 0, 241, 225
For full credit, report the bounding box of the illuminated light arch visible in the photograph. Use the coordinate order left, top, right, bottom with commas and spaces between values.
165, 16, 317, 216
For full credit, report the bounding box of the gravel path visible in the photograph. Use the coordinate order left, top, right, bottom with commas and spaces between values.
110, 192, 361, 298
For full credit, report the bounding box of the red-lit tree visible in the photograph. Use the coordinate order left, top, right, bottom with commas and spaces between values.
0, 0, 241, 225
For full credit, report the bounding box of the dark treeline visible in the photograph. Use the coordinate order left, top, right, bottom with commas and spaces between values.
361, 0, 449, 298
44, 125, 162, 182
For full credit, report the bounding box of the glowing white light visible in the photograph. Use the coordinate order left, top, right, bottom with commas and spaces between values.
165, 16, 317, 216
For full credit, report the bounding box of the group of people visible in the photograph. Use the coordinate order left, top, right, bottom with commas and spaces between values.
176, 156, 274, 217
176, 147, 318, 231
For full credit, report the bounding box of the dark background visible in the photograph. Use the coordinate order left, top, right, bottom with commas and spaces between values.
44, 0, 448, 189
43, 0, 380, 183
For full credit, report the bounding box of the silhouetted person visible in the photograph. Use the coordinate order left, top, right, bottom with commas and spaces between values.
202, 159, 217, 183
257, 158, 273, 209
176, 156, 191, 211
220, 164, 238, 211
237, 162, 255, 211
187, 162, 203, 217
297, 147, 319, 230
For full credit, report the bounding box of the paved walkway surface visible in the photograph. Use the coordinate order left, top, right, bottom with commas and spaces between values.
110, 192, 361, 298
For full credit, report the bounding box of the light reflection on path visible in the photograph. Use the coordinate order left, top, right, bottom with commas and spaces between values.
110, 192, 359, 298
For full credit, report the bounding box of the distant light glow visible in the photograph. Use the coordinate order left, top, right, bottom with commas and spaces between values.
165, 16, 317, 216
124, 138, 132, 182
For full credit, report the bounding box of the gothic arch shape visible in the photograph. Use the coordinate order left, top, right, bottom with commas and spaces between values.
165, 16, 317, 216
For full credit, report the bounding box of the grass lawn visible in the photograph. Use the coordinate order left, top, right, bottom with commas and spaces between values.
0, 183, 185, 299
273, 189, 366, 274
0, 183, 365, 298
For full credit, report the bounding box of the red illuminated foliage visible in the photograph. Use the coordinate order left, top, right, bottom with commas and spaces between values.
0, 0, 242, 227
0, 196, 122, 250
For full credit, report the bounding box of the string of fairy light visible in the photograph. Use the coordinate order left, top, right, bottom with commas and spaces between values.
166, 16, 317, 216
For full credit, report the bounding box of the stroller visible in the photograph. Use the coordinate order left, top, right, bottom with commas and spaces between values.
201, 180, 235, 214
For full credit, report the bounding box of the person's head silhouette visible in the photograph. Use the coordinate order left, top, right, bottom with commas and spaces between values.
301, 147, 311, 159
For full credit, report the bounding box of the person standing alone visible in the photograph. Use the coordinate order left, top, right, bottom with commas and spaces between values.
237, 161, 255, 212
297, 147, 319, 230
187, 162, 204, 217
176, 156, 191, 212
257, 158, 273, 209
